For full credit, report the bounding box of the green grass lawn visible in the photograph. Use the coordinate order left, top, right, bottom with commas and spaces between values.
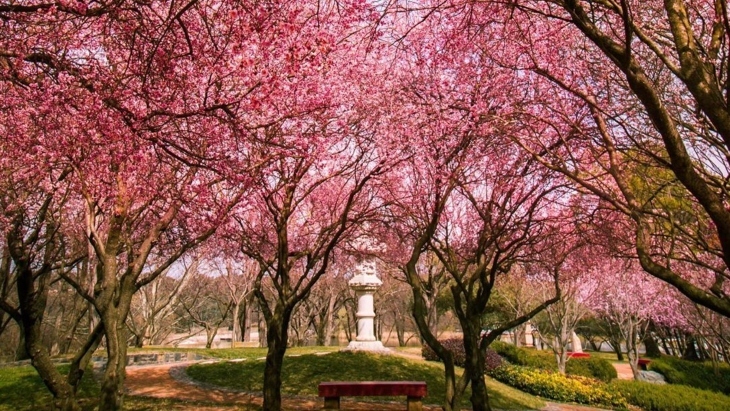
126, 345, 340, 360
0, 365, 99, 411
584, 351, 625, 363
0, 347, 544, 410
187, 350, 545, 410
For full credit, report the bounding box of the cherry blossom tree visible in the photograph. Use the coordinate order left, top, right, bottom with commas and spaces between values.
232, 132, 386, 409
127, 259, 197, 348
179, 270, 233, 349
378, 0, 730, 318
589, 257, 681, 378
533, 247, 596, 375
2, 2, 381, 411
302, 268, 349, 346
494, 0, 730, 316
0, 161, 91, 411
373, 5, 570, 410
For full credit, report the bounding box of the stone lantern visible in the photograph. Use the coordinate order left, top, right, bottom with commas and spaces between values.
344, 259, 390, 352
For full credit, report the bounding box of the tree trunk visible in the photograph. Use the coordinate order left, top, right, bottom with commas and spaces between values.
204, 323, 221, 349
132, 323, 147, 348
626, 323, 641, 380
14, 326, 29, 361
464, 322, 490, 411
409, 284, 464, 411
323, 295, 338, 346
231, 302, 240, 348
513, 324, 525, 348
610, 341, 624, 361
50, 304, 65, 356
643, 332, 661, 358
16, 261, 80, 411
683, 337, 700, 361
98, 312, 129, 411
396, 318, 406, 347
554, 334, 568, 375
262, 309, 291, 411
240, 299, 248, 342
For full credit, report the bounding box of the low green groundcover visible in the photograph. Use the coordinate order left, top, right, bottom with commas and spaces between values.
487, 364, 627, 408
610, 379, 730, 411
0, 365, 99, 411
648, 356, 730, 394
187, 350, 545, 410
490, 341, 617, 382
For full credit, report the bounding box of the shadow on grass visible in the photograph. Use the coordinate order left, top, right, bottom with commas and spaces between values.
187, 351, 545, 409
0, 365, 99, 411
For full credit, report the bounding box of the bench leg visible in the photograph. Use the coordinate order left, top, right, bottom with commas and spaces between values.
407, 396, 423, 411
323, 396, 340, 410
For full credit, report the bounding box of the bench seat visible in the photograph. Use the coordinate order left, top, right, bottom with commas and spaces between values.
638, 358, 651, 370
318, 381, 427, 410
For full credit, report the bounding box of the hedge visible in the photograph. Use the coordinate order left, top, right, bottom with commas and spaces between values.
488, 364, 627, 408
648, 356, 730, 394
565, 356, 617, 382
611, 379, 730, 411
422, 338, 503, 372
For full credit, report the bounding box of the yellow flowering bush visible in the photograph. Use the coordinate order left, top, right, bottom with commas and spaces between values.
488, 364, 627, 408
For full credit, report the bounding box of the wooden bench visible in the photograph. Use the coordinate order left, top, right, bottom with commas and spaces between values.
318, 381, 427, 410
638, 358, 651, 370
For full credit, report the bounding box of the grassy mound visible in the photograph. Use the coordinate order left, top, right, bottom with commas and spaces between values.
187, 350, 545, 409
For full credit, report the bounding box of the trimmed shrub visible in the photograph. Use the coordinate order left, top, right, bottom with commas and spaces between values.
491, 341, 616, 381
566, 357, 617, 382
484, 348, 503, 372
648, 356, 730, 394
490, 341, 556, 370
422, 338, 502, 372
611, 379, 730, 411
488, 364, 627, 408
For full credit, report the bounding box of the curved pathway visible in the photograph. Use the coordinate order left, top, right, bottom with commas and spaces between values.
123, 356, 619, 411
125, 361, 441, 410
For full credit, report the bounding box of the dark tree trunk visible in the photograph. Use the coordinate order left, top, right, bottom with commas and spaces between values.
613, 343, 624, 361
396, 317, 406, 347
683, 337, 700, 361
643, 333, 661, 358
14, 325, 29, 361
315, 317, 327, 346
463, 320, 489, 411
262, 309, 291, 411
406, 270, 465, 411
14, 247, 80, 411
238, 299, 247, 342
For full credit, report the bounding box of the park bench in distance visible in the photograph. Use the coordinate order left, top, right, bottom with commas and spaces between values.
318, 381, 427, 410
638, 358, 652, 370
